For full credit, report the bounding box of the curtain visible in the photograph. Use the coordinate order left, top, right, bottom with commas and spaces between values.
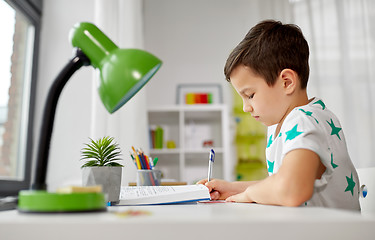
93, 0, 149, 185
290, 0, 375, 168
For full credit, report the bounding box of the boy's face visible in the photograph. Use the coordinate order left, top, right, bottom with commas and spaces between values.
230, 65, 290, 126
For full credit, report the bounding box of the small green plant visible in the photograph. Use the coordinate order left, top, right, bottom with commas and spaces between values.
80, 136, 123, 168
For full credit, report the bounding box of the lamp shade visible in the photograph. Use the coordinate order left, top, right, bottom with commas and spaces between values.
70, 22, 162, 113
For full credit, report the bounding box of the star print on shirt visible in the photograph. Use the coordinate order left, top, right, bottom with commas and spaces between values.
331, 153, 338, 169
267, 135, 273, 148
313, 99, 326, 110
285, 124, 303, 142
299, 109, 319, 123
345, 172, 356, 196
327, 119, 342, 140
267, 159, 274, 174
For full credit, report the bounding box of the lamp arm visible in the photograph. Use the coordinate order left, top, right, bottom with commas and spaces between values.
31, 49, 90, 190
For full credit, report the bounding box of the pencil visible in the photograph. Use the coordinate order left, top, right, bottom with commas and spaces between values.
137, 151, 145, 169
132, 146, 142, 169
139, 149, 150, 169
129, 152, 138, 169
146, 155, 153, 170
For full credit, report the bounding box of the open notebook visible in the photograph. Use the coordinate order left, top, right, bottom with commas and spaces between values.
114, 184, 211, 206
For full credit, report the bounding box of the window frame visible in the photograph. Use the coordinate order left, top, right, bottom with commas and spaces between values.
0, 0, 41, 196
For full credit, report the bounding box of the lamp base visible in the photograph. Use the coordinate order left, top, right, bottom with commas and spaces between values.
18, 190, 106, 213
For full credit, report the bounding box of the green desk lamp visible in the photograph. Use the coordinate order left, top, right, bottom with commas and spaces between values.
17, 22, 162, 213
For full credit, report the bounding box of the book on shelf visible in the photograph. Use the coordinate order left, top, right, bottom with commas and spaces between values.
149, 126, 163, 149
114, 184, 211, 206
185, 92, 213, 104
150, 129, 155, 149
155, 126, 163, 149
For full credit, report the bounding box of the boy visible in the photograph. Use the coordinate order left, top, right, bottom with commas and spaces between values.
198, 20, 360, 210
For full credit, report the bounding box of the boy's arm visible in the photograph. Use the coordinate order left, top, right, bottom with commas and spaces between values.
226, 149, 322, 206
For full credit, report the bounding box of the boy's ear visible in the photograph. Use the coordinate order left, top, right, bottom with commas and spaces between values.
280, 69, 298, 95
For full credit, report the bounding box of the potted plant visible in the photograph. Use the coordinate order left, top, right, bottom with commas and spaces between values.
80, 136, 123, 203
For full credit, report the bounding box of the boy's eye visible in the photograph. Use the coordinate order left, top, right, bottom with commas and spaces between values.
249, 93, 255, 99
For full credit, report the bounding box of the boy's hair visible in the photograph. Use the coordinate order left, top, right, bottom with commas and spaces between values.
224, 20, 310, 89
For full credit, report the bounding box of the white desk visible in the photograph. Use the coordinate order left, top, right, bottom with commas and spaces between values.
1, 203, 374, 240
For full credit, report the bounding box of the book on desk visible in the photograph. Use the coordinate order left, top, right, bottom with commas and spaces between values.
113, 184, 210, 206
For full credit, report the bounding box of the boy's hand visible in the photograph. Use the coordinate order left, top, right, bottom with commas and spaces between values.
197, 179, 248, 200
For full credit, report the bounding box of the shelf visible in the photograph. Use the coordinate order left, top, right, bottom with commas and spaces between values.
183, 148, 223, 154
149, 148, 223, 154
148, 111, 179, 125
150, 148, 180, 154
147, 104, 232, 183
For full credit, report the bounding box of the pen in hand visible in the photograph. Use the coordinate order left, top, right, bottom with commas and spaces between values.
207, 149, 215, 182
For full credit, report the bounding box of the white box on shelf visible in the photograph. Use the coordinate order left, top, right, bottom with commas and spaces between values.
184, 122, 212, 150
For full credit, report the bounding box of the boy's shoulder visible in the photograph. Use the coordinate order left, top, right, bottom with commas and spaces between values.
283, 98, 343, 141
288, 98, 336, 126
267, 98, 343, 145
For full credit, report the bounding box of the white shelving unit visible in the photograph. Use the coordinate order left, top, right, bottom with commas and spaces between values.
148, 105, 233, 184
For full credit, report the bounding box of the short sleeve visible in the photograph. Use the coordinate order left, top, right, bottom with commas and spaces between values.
280, 109, 333, 188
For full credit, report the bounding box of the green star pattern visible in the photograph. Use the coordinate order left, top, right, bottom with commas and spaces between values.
267, 135, 273, 148
285, 124, 303, 142
331, 153, 338, 169
313, 99, 326, 110
267, 159, 274, 173
327, 119, 342, 140
299, 109, 319, 123
345, 173, 356, 196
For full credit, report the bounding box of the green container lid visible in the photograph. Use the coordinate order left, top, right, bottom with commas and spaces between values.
18, 190, 106, 213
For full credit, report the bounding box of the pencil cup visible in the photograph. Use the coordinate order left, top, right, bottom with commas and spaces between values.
137, 169, 162, 186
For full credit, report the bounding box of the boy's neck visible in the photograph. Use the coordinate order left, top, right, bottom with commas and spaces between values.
275, 89, 309, 137
291, 89, 309, 108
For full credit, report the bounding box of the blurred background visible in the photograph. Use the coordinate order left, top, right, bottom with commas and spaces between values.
1, 0, 374, 192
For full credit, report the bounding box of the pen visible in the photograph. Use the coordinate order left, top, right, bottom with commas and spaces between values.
207, 149, 215, 182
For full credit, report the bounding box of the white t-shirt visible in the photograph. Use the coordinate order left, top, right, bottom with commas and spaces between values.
266, 98, 360, 210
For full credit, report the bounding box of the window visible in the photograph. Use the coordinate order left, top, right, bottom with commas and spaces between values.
0, 0, 41, 196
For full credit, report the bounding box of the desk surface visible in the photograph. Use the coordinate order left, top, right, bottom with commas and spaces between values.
1, 203, 375, 240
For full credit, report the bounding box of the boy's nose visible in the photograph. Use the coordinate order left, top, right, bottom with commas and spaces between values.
243, 103, 253, 113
